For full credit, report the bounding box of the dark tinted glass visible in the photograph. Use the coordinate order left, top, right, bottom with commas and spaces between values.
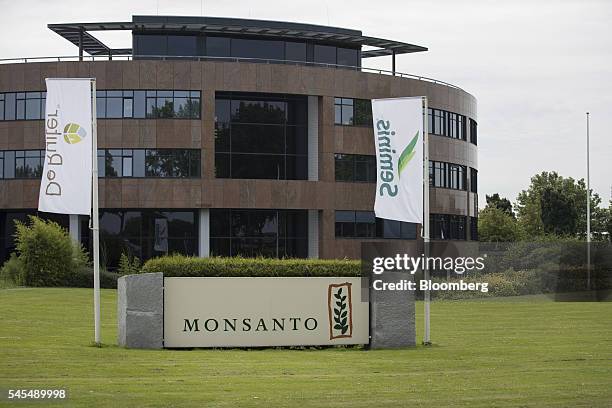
335, 154, 353, 182
231, 100, 286, 124
231, 38, 284, 60
231, 124, 285, 154
285, 42, 307, 62
285, 155, 308, 180
286, 126, 308, 155
231, 153, 284, 179
314, 45, 336, 64
215, 93, 307, 180
167, 35, 198, 56
215, 122, 231, 153
337, 48, 359, 67
206, 37, 230, 57
209, 209, 307, 258
353, 99, 372, 126
136, 35, 167, 56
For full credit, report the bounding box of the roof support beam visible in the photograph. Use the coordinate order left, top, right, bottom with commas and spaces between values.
392, 50, 396, 76
78, 29, 83, 61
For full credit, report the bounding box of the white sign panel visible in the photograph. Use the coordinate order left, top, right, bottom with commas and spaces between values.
38, 78, 93, 215
371, 97, 424, 223
164, 277, 369, 347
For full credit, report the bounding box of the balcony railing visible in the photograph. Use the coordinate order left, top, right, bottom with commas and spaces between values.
0, 54, 465, 92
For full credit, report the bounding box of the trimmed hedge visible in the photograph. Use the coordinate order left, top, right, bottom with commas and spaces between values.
71, 268, 120, 289
141, 255, 361, 277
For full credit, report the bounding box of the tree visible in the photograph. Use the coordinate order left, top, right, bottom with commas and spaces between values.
478, 207, 523, 242
516, 171, 603, 239
540, 186, 577, 235
485, 193, 515, 218
14, 216, 87, 286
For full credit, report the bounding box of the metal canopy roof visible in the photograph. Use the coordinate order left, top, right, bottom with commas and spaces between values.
48, 16, 427, 58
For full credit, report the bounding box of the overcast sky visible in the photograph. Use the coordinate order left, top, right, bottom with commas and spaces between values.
1, 0, 610, 208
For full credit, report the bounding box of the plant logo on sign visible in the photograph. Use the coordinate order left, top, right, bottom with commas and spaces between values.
327, 282, 353, 340
398, 130, 419, 178
63, 123, 87, 144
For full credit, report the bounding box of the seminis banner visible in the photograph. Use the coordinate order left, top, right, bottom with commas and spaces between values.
371, 97, 423, 223
38, 78, 92, 215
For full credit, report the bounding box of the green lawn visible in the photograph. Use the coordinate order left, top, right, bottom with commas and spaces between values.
0, 288, 610, 407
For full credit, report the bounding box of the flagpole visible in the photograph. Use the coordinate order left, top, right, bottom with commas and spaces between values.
586, 112, 591, 291
91, 79, 101, 346
422, 96, 431, 345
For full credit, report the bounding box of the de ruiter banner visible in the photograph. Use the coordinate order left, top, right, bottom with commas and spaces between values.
38, 78, 93, 215
371, 97, 424, 223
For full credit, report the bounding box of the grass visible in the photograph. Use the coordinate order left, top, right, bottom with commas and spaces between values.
0, 288, 610, 407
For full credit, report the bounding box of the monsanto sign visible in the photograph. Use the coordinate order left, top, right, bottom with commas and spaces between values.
163, 277, 369, 347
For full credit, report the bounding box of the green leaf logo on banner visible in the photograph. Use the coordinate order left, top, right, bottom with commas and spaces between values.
63, 122, 87, 144
398, 131, 419, 177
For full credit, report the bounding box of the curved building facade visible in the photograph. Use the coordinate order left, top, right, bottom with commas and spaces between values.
0, 16, 478, 267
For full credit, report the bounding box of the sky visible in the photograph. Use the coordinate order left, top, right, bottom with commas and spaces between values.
1, 0, 610, 208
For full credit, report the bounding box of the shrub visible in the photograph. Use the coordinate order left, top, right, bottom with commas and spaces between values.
117, 253, 142, 276
69, 267, 120, 289
141, 255, 361, 277
0, 253, 24, 286
14, 216, 88, 287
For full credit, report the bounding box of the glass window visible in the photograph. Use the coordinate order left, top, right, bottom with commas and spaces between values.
97, 150, 105, 177
96, 95, 106, 118
25, 98, 41, 120
4, 93, 15, 120
146, 94, 157, 118
470, 118, 478, 145
355, 211, 375, 237
335, 154, 376, 183
16, 94, 25, 120
1, 89, 200, 121
215, 93, 306, 180
133, 150, 145, 177
123, 97, 133, 118
334, 97, 370, 126
210, 209, 307, 258
353, 99, 372, 126
135, 34, 167, 56
230, 124, 284, 154
106, 96, 123, 118
337, 48, 359, 67
106, 150, 122, 177
285, 42, 307, 62
97, 209, 198, 269
314, 44, 336, 65
231, 38, 284, 60
122, 150, 133, 177
167, 35, 198, 56
134, 91, 146, 118
156, 91, 174, 118
335, 210, 416, 239
206, 37, 230, 57
335, 210, 355, 238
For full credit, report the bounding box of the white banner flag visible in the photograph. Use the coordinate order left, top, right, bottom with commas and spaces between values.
371, 97, 424, 223
38, 79, 93, 215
